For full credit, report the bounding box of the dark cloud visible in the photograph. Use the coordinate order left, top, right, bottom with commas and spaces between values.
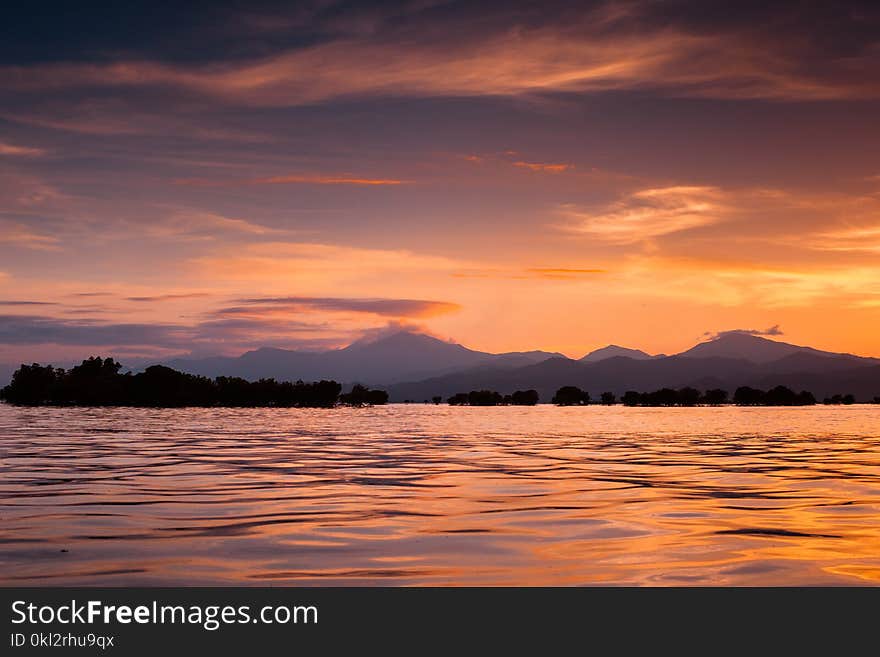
225, 296, 461, 317
0, 312, 358, 354
0, 300, 57, 306
705, 325, 784, 340
0, 314, 192, 347
2, 1, 878, 106
125, 293, 211, 302
3, 2, 877, 67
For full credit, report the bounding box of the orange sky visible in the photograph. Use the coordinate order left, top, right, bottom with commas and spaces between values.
1, 1, 879, 363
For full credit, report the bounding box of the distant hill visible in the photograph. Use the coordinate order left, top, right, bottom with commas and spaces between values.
677, 333, 876, 365
164, 331, 564, 385
580, 344, 658, 363
7, 331, 877, 403
386, 334, 880, 402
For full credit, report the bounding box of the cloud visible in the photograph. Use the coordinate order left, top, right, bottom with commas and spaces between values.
0, 141, 45, 157
145, 210, 274, 240
0, 314, 193, 347
811, 224, 880, 254
125, 293, 211, 302
526, 268, 606, 279
175, 174, 405, 187
194, 241, 467, 288
220, 296, 461, 319
560, 186, 725, 243
0, 312, 348, 355
0, 300, 58, 306
256, 175, 404, 186
513, 162, 573, 173
351, 320, 443, 345
704, 325, 784, 340
0, 220, 61, 250
4, 5, 878, 106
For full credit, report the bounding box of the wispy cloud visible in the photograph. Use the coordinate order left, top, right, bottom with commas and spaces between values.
526, 268, 606, 279
0, 141, 45, 157
513, 161, 573, 173
560, 186, 725, 243
176, 174, 405, 187
0, 300, 58, 306
5, 9, 877, 106
146, 210, 275, 240
194, 241, 466, 287
220, 296, 461, 319
0, 314, 193, 347
125, 293, 212, 303
811, 224, 880, 253
704, 325, 784, 340
256, 174, 404, 186
0, 220, 61, 250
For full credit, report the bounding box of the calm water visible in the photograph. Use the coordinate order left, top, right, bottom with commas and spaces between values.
1, 403, 880, 586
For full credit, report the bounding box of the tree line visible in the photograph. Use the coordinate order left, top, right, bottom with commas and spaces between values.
0, 358, 388, 407
556, 385, 867, 406
442, 385, 873, 406
3, 359, 875, 408
446, 389, 539, 406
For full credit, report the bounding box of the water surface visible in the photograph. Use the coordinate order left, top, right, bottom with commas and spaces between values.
2, 403, 879, 585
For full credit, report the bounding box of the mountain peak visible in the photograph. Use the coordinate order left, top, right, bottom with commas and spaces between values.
580, 344, 655, 363
679, 333, 806, 364
346, 330, 467, 352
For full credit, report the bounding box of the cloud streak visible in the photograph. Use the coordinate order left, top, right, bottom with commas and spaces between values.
222, 296, 461, 318
705, 325, 784, 340
5, 5, 878, 107
513, 162, 573, 173
0, 141, 45, 157
125, 293, 212, 302
526, 268, 606, 279
0, 314, 193, 347
560, 186, 725, 243
0, 220, 61, 250
176, 174, 405, 187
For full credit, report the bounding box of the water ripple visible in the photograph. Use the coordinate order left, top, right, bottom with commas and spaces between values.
1, 403, 879, 585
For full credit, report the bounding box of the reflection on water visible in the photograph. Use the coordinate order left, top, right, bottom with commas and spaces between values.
1, 403, 879, 586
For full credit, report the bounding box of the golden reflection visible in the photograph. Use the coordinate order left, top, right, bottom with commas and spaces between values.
1, 404, 879, 585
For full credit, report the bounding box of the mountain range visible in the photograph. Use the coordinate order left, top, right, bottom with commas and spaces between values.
3, 330, 878, 402
383, 332, 880, 402
161, 330, 880, 402
161, 331, 564, 385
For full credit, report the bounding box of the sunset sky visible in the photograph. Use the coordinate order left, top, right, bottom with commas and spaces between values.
1, 0, 879, 364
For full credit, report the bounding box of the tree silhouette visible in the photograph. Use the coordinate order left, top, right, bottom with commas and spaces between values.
552, 386, 589, 405
702, 388, 729, 405
677, 387, 701, 406
468, 390, 503, 406
644, 388, 678, 406
0, 363, 61, 404
339, 384, 389, 406
600, 391, 616, 405
0, 358, 342, 407
510, 389, 539, 405
734, 386, 765, 405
